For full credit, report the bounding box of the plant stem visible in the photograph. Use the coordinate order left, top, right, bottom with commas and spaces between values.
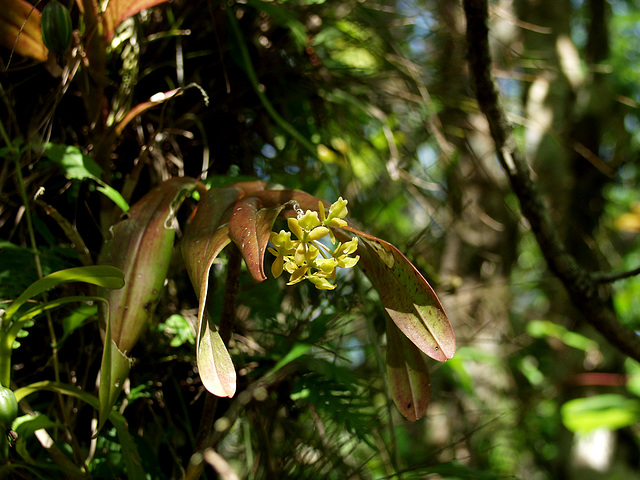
6, 127, 67, 460
12, 153, 62, 384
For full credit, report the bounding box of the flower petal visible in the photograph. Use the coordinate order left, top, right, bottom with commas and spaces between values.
329, 197, 348, 219
298, 210, 321, 231
308, 276, 337, 290
308, 226, 330, 241
288, 217, 304, 239
271, 255, 284, 278
288, 266, 308, 284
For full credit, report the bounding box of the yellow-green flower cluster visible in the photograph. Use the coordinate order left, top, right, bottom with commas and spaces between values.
268, 198, 359, 290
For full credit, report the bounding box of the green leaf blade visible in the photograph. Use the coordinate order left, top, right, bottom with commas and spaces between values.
5, 266, 124, 321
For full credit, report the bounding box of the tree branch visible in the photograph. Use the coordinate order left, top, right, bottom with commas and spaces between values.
592, 266, 640, 284
462, 0, 640, 361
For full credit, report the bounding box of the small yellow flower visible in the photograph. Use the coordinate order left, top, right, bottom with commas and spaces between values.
320, 197, 349, 228
315, 257, 338, 276
268, 230, 296, 278
269, 197, 360, 290
270, 230, 294, 251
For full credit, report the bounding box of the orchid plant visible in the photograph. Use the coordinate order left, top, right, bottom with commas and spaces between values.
97, 178, 456, 425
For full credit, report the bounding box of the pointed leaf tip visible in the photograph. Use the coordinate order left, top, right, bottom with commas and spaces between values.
197, 313, 236, 398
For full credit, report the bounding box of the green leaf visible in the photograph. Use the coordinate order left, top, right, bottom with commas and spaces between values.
95, 183, 130, 213
385, 317, 431, 422
269, 342, 312, 376
7, 296, 106, 348
59, 304, 98, 347
44, 143, 103, 180
159, 314, 195, 347
4, 266, 124, 321
527, 320, 599, 352
561, 394, 640, 433
44, 143, 130, 212
15, 296, 102, 325
13, 381, 145, 480
13, 413, 64, 445
13, 413, 66, 462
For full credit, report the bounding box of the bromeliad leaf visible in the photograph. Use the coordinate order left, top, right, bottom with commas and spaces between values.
339, 226, 455, 362
385, 317, 431, 422
181, 185, 243, 322
97, 177, 202, 426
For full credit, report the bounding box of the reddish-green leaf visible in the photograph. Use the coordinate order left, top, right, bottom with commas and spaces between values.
97, 177, 201, 423
249, 189, 329, 213
99, 177, 201, 353
99, 0, 171, 41
0, 0, 47, 61
181, 186, 243, 312
344, 226, 455, 361
231, 180, 268, 195
98, 338, 132, 430
181, 186, 244, 397
386, 317, 431, 422
229, 196, 286, 282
